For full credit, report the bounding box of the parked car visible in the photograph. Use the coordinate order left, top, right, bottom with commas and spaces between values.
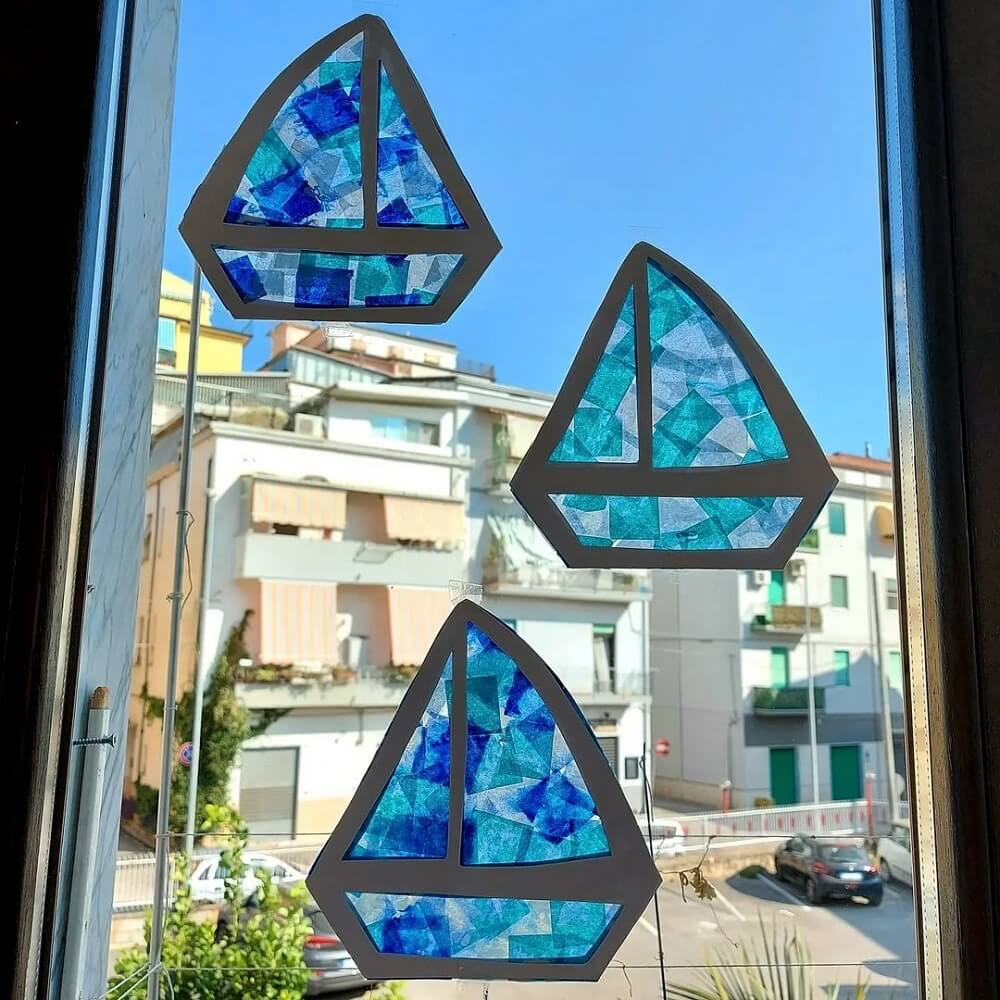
217, 886, 368, 995
876, 821, 913, 887
649, 819, 686, 858
189, 850, 306, 903
774, 836, 882, 905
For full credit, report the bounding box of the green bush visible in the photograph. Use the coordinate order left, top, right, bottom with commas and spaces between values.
108, 836, 311, 1000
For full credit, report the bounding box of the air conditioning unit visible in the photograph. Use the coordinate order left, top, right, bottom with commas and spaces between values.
294, 413, 325, 437
751, 570, 770, 588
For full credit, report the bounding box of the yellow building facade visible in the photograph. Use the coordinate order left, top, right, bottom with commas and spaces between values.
158, 269, 250, 372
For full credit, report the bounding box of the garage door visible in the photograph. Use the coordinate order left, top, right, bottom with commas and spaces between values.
239, 747, 298, 839
594, 735, 619, 778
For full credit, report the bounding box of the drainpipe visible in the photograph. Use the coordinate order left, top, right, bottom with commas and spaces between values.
148, 264, 203, 1000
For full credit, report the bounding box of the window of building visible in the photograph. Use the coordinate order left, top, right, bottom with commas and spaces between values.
593, 625, 615, 693
768, 569, 786, 605
828, 501, 847, 535
770, 647, 790, 688
886, 577, 899, 611
888, 650, 903, 690
502, 618, 517, 632
798, 527, 820, 551
830, 574, 849, 607
832, 649, 851, 686
370, 415, 440, 446
156, 316, 176, 350
623, 757, 640, 781
141, 513, 152, 561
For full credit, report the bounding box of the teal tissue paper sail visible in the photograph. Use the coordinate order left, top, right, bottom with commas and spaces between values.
511, 243, 836, 570
306, 601, 660, 982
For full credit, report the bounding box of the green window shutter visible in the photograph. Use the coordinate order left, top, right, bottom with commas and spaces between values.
770, 648, 790, 688
832, 649, 851, 685
830, 575, 849, 608
769, 748, 798, 805
888, 650, 902, 690
828, 502, 846, 535
768, 570, 786, 606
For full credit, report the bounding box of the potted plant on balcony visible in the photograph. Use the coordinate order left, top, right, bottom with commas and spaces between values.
330, 664, 358, 684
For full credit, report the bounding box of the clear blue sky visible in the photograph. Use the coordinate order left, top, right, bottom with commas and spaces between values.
163, 0, 889, 457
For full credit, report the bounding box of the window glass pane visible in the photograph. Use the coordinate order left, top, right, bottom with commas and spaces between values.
828, 501, 847, 534
156, 317, 176, 350
770, 647, 790, 687
888, 650, 903, 690
832, 649, 851, 685
109, 7, 925, 998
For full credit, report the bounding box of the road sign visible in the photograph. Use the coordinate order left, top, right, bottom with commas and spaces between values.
655, 738, 671, 757
177, 741, 193, 767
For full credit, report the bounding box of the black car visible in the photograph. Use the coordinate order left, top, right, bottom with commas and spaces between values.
217, 887, 369, 994
774, 836, 882, 905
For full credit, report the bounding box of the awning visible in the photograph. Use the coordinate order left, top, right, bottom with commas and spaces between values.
486, 513, 560, 571
383, 495, 465, 547
256, 580, 339, 665
387, 587, 452, 666
251, 479, 346, 530
504, 414, 542, 460
873, 504, 895, 541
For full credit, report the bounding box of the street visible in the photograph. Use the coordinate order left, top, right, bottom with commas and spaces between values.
395, 871, 916, 1000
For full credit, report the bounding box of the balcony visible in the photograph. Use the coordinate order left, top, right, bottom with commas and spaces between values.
485, 456, 520, 492
236, 662, 410, 711
751, 604, 822, 636
752, 685, 826, 715
236, 533, 464, 587
482, 560, 650, 602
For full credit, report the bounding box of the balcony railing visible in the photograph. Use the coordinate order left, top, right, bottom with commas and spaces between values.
483, 561, 650, 597
456, 356, 496, 380
751, 603, 822, 634
751, 685, 826, 715
485, 456, 520, 488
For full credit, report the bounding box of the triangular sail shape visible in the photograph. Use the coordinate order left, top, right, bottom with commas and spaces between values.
376, 64, 466, 228
510, 243, 837, 570
307, 602, 659, 982
225, 32, 364, 228
347, 656, 452, 859
180, 15, 499, 322
549, 286, 639, 464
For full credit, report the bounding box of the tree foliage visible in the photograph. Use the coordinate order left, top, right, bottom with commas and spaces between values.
108, 833, 311, 1000
170, 612, 255, 830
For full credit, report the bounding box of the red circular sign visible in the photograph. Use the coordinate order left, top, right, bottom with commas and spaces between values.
655, 738, 671, 757
177, 741, 194, 767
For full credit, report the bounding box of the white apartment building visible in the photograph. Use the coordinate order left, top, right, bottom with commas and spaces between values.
128, 324, 651, 844
651, 453, 905, 811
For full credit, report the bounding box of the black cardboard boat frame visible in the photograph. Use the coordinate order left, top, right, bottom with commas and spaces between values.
306, 600, 661, 982
180, 15, 501, 323
510, 242, 838, 571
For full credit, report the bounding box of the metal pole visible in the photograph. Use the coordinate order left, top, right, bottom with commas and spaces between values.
183, 458, 216, 854
148, 264, 203, 1000
803, 564, 820, 806
872, 569, 899, 818
641, 597, 651, 814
